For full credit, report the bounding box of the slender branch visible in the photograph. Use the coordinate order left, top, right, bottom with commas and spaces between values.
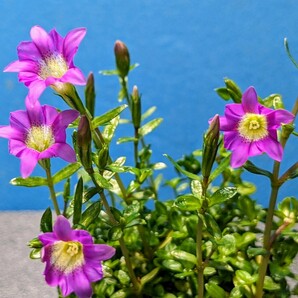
196, 216, 204, 298
41, 159, 61, 216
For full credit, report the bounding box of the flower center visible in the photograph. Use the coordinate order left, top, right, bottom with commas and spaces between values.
39, 54, 68, 79
25, 125, 55, 152
50, 241, 84, 274
238, 113, 268, 142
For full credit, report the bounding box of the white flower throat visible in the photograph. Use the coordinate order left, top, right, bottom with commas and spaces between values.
39, 54, 68, 79
238, 113, 268, 142
50, 241, 85, 274
26, 125, 55, 152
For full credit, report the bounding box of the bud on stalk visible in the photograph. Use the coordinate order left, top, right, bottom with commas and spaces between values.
132, 85, 141, 129
114, 40, 130, 78
202, 115, 220, 181
77, 115, 93, 171
85, 73, 96, 118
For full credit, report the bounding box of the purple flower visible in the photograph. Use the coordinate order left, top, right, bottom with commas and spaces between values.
39, 215, 116, 298
0, 98, 79, 178
218, 86, 294, 168
4, 25, 86, 103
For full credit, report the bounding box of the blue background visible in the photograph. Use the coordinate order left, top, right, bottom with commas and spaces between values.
0, 1, 297, 210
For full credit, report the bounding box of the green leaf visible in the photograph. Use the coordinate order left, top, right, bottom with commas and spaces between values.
29, 248, 41, 259
263, 276, 281, 291
40, 207, 52, 233
117, 136, 137, 144
243, 160, 273, 179
73, 177, 83, 225
171, 250, 197, 265
141, 268, 160, 286
218, 234, 236, 255
234, 270, 257, 285
141, 106, 157, 121
10, 176, 48, 187
164, 154, 200, 181
191, 180, 202, 199
108, 226, 123, 241
209, 153, 231, 183
81, 201, 101, 227
205, 282, 226, 298
284, 38, 298, 69
204, 212, 222, 239
247, 247, 269, 258
138, 118, 163, 137
209, 186, 237, 207
214, 87, 231, 100
92, 105, 127, 127
52, 162, 81, 185
93, 172, 112, 189
102, 116, 120, 144
162, 259, 183, 272
175, 195, 202, 211
100, 69, 119, 76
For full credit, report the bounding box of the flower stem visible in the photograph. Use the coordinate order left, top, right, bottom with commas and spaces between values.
89, 171, 141, 295
41, 159, 61, 216
196, 215, 204, 298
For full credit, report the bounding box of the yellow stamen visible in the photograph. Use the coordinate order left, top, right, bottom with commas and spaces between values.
39, 54, 68, 79
238, 113, 268, 142
50, 241, 84, 274
26, 125, 55, 152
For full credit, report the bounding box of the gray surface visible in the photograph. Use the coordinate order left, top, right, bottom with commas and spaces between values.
0, 212, 297, 298
0, 212, 56, 298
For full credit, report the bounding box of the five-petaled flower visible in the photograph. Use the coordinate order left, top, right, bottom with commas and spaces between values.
39, 215, 116, 298
218, 86, 294, 168
0, 98, 79, 178
4, 25, 86, 103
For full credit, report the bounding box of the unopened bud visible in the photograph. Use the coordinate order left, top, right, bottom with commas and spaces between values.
114, 40, 130, 78
85, 73, 96, 117
224, 78, 242, 103
77, 115, 92, 170
202, 115, 220, 179
132, 85, 141, 129
96, 145, 109, 169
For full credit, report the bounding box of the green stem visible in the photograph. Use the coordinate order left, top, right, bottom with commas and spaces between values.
196, 215, 204, 298
89, 172, 141, 295
42, 159, 61, 216
255, 161, 280, 297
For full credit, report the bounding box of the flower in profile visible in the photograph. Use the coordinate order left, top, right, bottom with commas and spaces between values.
218, 86, 294, 168
39, 215, 115, 298
0, 98, 79, 178
4, 25, 86, 103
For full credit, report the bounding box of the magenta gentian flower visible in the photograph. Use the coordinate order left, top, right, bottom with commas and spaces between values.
0, 98, 79, 178
218, 86, 294, 168
39, 215, 115, 298
4, 25, 86, 103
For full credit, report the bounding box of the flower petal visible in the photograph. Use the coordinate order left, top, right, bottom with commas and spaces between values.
52, 109, 79, 129
83, 265, 103, 283
30, 26, 54, 56
69, 269, 92, 298
241, 86, 259, 113
54, 215, 73, 241
40, 143, 76, 162
61, 68, 86, 85
266, 109, 295, 129
72, 230, 93, 244
4, 60, 37, 72
10, 110, 31, 131
84, 244, 116, 261
258, 134, 283, 162
0, 126, 22, 139
230, 143, 250, 168
17, 41, 41, 61
63, 28, 86, 65
27, 80, 46, 103
39, 232, 58, 246
19, 149, 39, 178
49, 29, 64, 53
